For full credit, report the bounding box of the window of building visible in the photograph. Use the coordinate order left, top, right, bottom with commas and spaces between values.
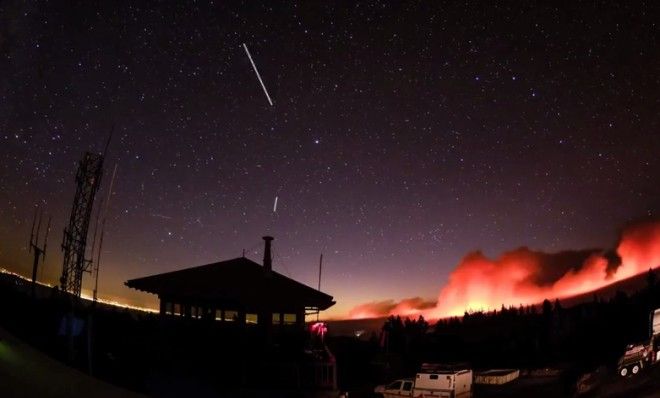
164, 301, 173, 315
174, 303, 182, 316
246, 313, 258, 324
215, 309, 222, 321
272, 313, 281, 324
283, 313, 297, 325
224, 310, 238, 322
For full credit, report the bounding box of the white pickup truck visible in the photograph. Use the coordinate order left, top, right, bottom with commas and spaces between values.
374, 379, 414, 398
375, 365, 472, 398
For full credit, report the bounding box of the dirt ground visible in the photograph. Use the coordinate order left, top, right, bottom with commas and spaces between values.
0, 326, 145, 398
474, 366, 660, 398
584, 364, 660, 398
5, 320, 660, 398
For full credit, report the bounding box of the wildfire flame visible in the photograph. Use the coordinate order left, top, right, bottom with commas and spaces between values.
348, 220, 660, 320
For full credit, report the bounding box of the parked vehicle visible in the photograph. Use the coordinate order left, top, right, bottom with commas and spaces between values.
375, 364, 472, 398
618, 343, 651, 376
374, 379, 414, 398
618, 308, 660, 377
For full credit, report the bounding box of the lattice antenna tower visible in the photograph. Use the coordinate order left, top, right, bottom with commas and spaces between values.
59, 129, 112, 297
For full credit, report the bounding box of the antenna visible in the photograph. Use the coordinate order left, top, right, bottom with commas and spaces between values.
28, 207, 49, 296
318, 253, 323, 291
89, 194, 104, 266
89, 124, 115, 263
93, 223, 105, 302
93, 163, 117, 303
60, 140, 109, 297
34, 209, 43, 250
317, 253, 323, 321
29, 207, 37, 252
103, 124, 114, 158
106, 164, 118, 208
42, 216, 51, 262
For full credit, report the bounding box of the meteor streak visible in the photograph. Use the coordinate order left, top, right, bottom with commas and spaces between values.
242, 43, 273, 106
150, 213, 172, 220
273, 196, 278, 212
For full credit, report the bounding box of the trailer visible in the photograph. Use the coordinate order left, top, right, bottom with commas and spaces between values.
474, 369, 520, 385
375, 363, 472, 398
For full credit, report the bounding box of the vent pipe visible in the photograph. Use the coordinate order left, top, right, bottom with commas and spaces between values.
262, 236, 273, 272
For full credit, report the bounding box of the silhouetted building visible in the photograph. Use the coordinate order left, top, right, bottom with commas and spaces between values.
125, 236, 335, 330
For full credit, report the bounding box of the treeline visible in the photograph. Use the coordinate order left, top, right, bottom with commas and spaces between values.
366, 269, 660, 376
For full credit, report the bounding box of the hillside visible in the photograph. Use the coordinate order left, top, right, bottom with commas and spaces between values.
327, 269, 655, 337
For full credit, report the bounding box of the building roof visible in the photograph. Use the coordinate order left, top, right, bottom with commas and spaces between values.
125, 257, 335, 311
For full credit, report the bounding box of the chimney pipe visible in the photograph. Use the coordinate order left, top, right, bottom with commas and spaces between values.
262, 236, 273, 272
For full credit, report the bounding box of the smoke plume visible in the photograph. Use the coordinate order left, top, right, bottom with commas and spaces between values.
348, 220, 660, 320
348, 297, 436, 319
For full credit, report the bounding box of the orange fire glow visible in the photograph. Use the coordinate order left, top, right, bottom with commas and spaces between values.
348, 220, 660, 320
348, 297, 435, 319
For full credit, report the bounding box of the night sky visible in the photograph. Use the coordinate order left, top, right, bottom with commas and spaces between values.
1, 2, 658, 318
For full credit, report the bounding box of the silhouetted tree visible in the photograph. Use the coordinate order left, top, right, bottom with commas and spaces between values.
554, 299, 563, 313
646, 268, 657, 290
542, 299, 553, 316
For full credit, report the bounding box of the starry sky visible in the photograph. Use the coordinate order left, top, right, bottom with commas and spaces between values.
1, 1, 658, 318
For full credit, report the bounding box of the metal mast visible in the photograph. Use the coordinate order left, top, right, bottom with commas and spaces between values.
59, 151, 105, 297
316, 253, 323, 321
29, 207, 51, 295
92, 163, 117, 302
